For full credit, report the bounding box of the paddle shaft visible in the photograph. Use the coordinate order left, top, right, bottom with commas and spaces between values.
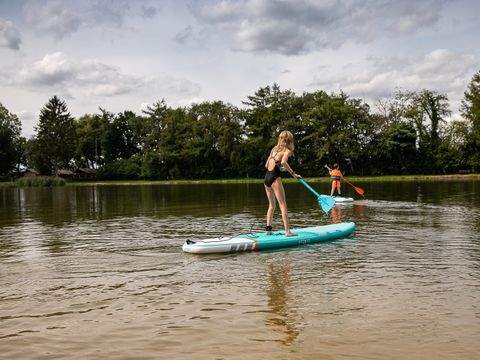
343, 178, 365, 196
294, 175, 336, 213
297, 178, 321, 198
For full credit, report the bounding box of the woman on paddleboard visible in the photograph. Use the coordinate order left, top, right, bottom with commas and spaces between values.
264, 130, 301, 237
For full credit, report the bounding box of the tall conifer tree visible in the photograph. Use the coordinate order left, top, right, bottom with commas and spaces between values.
35, 96, 76, 174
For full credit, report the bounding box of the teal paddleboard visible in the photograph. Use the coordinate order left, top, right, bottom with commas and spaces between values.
182, 222, 356, 254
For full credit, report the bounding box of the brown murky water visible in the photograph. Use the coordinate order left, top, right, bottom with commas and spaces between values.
1, 181, 479, 359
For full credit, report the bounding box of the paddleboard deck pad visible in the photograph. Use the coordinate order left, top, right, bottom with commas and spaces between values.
182, 222, 356, 254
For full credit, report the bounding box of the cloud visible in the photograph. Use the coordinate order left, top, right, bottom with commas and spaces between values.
18, 52, 75, 86
23, 0, 83, 39
173, 26, 193, 45
87, 0, 130, 28
16, 110, 37, 138
22, 0, 159, 39
12, 52, 201, 100
310, 49, 478, 110
380, 1, 444, 34
189, 0, 449, 55
176, 97, 206, 107
140, 4, 160, 19
15, 52, 148, 96
160, 76, 201, 98
0, 18, 22, 50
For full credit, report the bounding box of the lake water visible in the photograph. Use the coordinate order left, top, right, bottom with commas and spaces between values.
1, 181, 479, 359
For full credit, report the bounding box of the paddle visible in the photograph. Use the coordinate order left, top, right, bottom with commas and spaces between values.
295, 176, 336, 213
324, 165, 365, 198
343, 178, 365, 197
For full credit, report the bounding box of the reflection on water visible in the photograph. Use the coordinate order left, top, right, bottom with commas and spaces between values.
266, 260, 299, 345
3, 185, 261, 226
1, 180, 480, 359
331, 202, 366, 224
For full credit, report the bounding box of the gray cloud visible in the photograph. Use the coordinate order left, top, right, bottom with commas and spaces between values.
310, 49, 478, 109
23, 0, 159, 39
88, 0, 130, 28
13, 52, 201, 100
173, 26, 193, 45
23, 0, 83, 39
377, 1, 444, 34
18, 52, 75, 86
141, 4, 159, 19
0, 18, 22, 50
190, 0, 450, 55
15, 52, 148, 96
161, 76, 201, 98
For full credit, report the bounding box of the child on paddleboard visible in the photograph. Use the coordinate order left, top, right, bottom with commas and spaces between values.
328, 163, 343, 196
264, 130, 301, 237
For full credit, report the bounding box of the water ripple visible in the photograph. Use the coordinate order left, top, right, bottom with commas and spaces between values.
0, 183, 479, 359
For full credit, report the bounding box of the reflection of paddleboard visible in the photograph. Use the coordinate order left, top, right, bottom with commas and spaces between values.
182, 222, 356, 254
333, 196, 354, 203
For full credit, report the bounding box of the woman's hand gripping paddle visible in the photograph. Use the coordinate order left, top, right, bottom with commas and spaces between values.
324, 164, 365, 198
296, 177, 336, 213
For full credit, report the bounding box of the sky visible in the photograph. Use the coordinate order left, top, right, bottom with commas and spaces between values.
0, 0, 479, 137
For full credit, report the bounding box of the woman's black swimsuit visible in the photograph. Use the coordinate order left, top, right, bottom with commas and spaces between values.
264, 151, 281, 187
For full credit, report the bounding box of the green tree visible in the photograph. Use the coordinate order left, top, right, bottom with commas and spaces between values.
461, 70, 480, 170
375, 93, 411, 128
75, 114, 107, 168
142, 100, 170, 152
101, 110, 142, 163
24, 137, 48, 174
140, 102, 193, 180
96, 158, 141, 180
399, 89, 451, 173
188, 101, 243, 178
97, 108, 118, 163
415, 90, 450, 155
0, 102, 23, 176
300, 91, 374, 176
140, 100, 172, 179
369, 122, 418, 174
372, 95, 420, 174
242, 84, 301, 177
34, 96, 77, 174
436, 119, 470, 173
159, 107, 193, 179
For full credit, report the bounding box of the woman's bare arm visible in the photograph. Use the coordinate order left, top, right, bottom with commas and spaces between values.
280, 150, 300, 178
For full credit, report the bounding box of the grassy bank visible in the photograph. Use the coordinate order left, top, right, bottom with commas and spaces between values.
65, 173, 480, 186
1, 174, 479, 188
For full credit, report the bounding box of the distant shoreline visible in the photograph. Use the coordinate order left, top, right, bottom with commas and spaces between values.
1, 174, 479, 187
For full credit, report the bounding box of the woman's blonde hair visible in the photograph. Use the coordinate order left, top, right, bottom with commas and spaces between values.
274, 130, 295, 153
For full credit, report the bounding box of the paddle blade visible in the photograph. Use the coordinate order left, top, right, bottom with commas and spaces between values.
318, 195, 336, 213
353, 186, 365, 196
344, 178, 365, 197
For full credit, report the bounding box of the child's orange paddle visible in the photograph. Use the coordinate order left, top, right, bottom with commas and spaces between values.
343, 178, 365, 197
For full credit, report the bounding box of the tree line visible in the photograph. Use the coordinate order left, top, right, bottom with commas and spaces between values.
1, 70, 479, 180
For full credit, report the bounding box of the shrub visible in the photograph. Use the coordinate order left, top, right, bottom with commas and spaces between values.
96, 158, 141, 180
15, 176, 66, 187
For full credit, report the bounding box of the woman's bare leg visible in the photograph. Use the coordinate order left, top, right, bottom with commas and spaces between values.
264, 185, 276, 228
271, 179, 296, 236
